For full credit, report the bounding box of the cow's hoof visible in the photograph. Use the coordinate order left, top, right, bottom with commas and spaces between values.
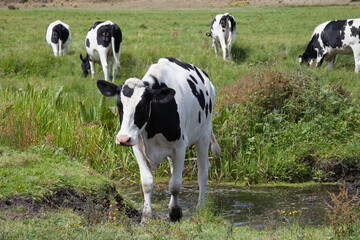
169, 206, 183, 222
141, 213, 152, 224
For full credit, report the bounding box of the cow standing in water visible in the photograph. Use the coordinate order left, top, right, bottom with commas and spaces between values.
97, 57, 221, 222
80, 21, 122, 82
206, 13, 236, 60
299, 19, 360, 73
46, 20, 71, 57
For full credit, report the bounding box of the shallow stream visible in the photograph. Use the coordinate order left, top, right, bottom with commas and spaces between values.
122, 183, 355, 227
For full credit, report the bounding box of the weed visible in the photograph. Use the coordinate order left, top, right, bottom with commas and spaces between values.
326, 183, 360, 239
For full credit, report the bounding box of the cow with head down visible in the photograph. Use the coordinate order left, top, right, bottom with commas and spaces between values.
46, 20, 71, 57
206, 13, 236, 60
96, 57, 221, 222
80, 21, 122, 82
299, 19, 360, 73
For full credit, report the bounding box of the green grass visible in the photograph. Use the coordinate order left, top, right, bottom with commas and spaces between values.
0, 207, 339, 240
0, 145, 114, 200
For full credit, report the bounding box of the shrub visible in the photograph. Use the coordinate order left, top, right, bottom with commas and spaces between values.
212, 63, 360, 183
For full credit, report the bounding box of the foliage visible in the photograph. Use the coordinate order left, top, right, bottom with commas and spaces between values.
326, 183, 360, 239
212, 63, 360, 183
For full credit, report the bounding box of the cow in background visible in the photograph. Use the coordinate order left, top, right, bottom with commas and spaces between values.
46, 20, 71, 57
96, 57, 221, 222
299, 19, 360, 73
80, 21, 122, 82
206, 13, 236, 60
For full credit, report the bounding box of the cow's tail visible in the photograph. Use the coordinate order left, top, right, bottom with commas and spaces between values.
210, 129, 221, 157
111, 25, 120, 68
206, 32, 212, 37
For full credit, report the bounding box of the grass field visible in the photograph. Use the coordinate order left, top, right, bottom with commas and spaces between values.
1, 2, 360, 239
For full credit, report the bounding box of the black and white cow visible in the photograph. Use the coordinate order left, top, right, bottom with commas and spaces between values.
299, 19, 360, 73
46, 20, 71, 57
80, 21, 122, 82
97, 57, 221, 222
206, 13, 236, 60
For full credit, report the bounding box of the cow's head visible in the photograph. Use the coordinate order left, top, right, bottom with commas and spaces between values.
96, 78, 175, 146
299, 34, 321, 67
80, 54, 91, 77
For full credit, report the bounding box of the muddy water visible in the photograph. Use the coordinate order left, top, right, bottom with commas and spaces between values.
122, 184, 347, 227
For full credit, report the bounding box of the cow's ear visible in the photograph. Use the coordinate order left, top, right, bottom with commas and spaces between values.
80, 54, 84, 62
151, 88, 175, 103
97, 80, 119, 97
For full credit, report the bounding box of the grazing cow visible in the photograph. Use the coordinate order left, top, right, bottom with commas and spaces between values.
299, 19, 360, 73
206, 13, 236, 60
46, 20, 71, 57
80, 21, 122, 82
97, 57, 221, 222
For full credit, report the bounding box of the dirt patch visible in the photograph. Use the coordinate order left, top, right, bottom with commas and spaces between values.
0, 187, 141, 222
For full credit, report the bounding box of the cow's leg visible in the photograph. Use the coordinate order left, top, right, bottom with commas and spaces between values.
99, 53, 110, 81
212, 38, 219, 56
326, 55, 336, 71
112, 59, 118, 82
195, 138, 210, 207
133, 146, 153, 223
64, 42, 69, 56
89, 59, 96, 79
227, 33, 236, 59
51, 44, 59, 57
219, 36, 227, 60
352, 46, 360, 73
59, 40, 63, 57
168, 148, 185, 222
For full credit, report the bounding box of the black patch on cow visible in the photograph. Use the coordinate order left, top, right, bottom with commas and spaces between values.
209, 99, 212, 113
321, 20, 346, 49
205, 90, 209, 96
182, 135, 184, 140
198, 111, 201, 124
116, 85, 124, 124
300, 33, 322, 63
229, 16, 236, 32
348, 20, 353, 27
194, 66, 205, 84
111, 24, 122, 53
220, 15, 228, 28
189, 75, 198, 84
187, 79, 205, 110
222, 29, 225, 32
51, 24, 69, 44
134, 89, 152, 130
122, 85, 134, 98
86, 38, 90, 48
90, 21, 103, 31
97, 25, 111, 48
210, 18, 216, 31
145, 82, 181, 142
205, 104, 208, 118
165, 57, 194, 71
201, 69, 209, 79
350, 26, 360, 38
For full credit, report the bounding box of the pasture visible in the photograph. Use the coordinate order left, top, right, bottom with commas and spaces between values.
1, 2, 360, 239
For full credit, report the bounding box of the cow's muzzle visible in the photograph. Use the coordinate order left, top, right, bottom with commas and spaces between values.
116, 135, 134, 147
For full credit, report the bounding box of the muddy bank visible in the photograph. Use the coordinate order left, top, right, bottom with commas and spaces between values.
0, 187, 140, 222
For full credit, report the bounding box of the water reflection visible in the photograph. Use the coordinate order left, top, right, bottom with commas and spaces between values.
122, 184, 349, 227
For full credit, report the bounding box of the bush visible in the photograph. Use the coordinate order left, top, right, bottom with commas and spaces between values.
212, 63, 360, 183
